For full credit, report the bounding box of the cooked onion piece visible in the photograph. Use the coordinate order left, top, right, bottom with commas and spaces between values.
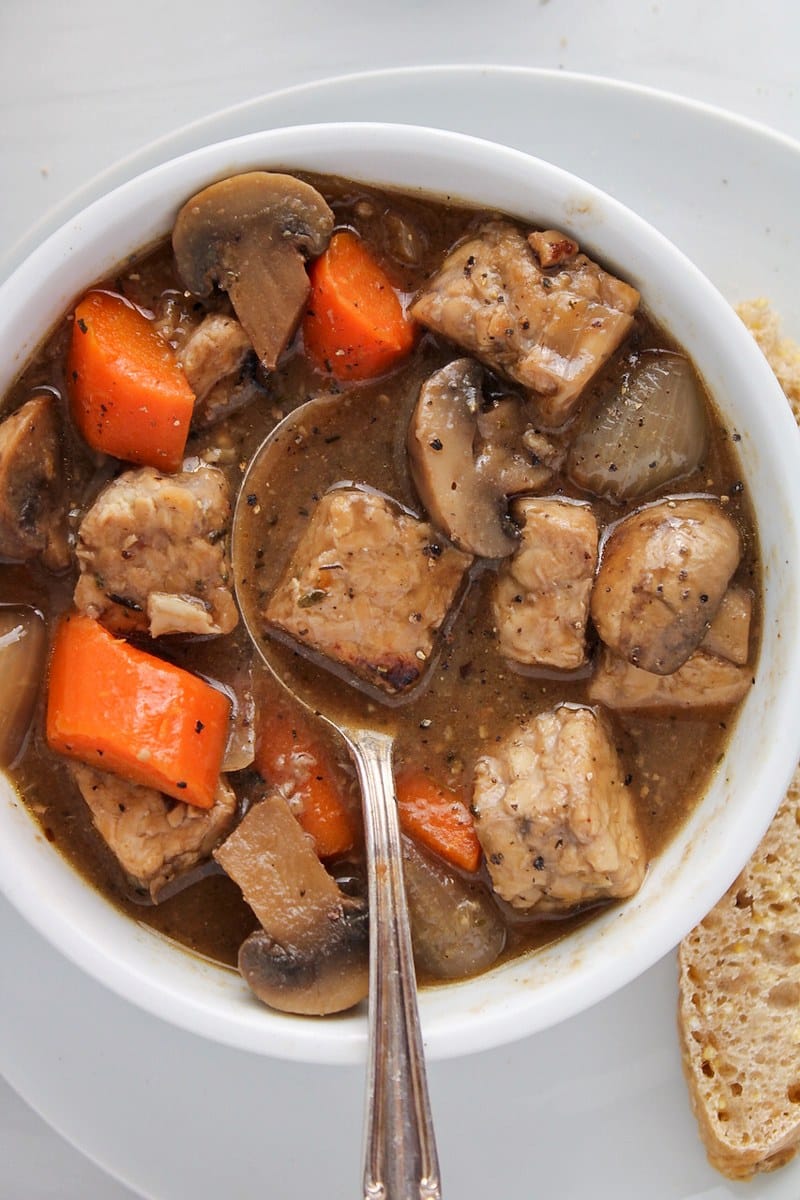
567, 351, 708, 501
402, 836, 506, 980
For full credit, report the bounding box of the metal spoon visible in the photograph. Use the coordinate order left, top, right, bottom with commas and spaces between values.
231, 396, 441, 1200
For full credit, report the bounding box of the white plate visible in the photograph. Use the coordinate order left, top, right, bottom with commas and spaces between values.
3, 66, 800, 1200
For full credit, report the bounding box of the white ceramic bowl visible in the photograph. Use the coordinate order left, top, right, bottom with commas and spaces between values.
2, 123, 800, 1065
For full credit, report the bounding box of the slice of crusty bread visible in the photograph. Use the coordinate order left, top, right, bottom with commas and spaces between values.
736, 297, 800, 420
678, 770, 800, 1179
678, 301, 800, 1180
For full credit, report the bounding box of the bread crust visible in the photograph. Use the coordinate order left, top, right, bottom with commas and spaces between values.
678, 769, 800, 1179
736, 298, 800, 420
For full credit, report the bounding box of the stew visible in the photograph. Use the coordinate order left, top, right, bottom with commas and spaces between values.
0, 169, 760, 1015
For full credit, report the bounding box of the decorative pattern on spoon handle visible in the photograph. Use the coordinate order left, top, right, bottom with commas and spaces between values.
344, 726, 442, 1200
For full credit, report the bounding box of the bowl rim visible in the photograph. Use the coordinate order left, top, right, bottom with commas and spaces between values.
2, 120, 800, 1064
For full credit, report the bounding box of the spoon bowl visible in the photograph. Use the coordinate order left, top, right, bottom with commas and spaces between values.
232, 397, 441, 1199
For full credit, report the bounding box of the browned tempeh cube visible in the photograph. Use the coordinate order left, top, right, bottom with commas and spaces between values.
411, 221, 639, 426
265, 487, 472, 695
493, 497, 598, 670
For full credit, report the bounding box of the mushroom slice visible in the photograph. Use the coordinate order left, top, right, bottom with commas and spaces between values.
700, 585, 752, 665
408, 358, 560, 558
214, 791, 369, 1015
475, 397, 564, 494
0, 606, 46, 767
172, 172, 334, 371
0, 395, 70, 570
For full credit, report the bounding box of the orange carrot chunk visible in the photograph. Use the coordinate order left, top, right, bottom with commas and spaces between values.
254, 701, 357, 859
67, 290, 195, 471
302, 230, 416, 381
46, 613, 230, 809
396, 770, 482, 874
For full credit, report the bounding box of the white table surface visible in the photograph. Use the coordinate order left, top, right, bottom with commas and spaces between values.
1, 2, 799, 1197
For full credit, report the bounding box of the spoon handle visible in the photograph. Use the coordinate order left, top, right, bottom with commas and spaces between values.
344, 726, 441, 1200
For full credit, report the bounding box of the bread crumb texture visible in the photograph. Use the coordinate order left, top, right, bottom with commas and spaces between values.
736, 298, 800, 420
679, 301, 800, 1180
